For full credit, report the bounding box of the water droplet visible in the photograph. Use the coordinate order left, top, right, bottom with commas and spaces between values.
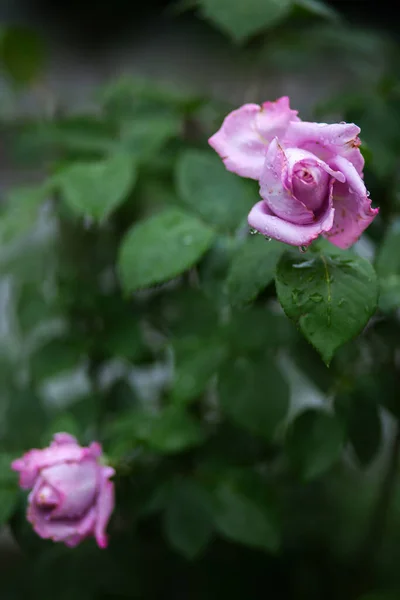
339, 121, 346, 125
299, 245, 308, 253
249, 228, 258, 235
366, 190, 370, 197
264, 235, 272, 242
309, 293, 323, 303
293, 259, 315, 269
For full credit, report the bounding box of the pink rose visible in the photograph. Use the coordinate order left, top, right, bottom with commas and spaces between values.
209, 97, 378, 248
11, 433, 115, 549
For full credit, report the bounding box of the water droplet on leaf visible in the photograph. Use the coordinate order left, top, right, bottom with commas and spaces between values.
309, 293, 323, 303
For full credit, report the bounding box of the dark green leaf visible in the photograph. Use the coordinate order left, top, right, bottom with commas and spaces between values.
199, 0, 293, 42
30, 337, 85, 381
0, 181, 53, 245
294, 0, 339, 21
108, 407, 205, 456
0, 488, 19, 525
57, 153, 136, 220
171, 336, 228, 404
176, 150, 255, 231
226, 236, 284, 306
213, 479, 280, 551
336, 394, 382, 467
224, 306, 290, 355
163, 478, 215, 558
376, 219, 400, 278
0, 26, 45, 86
275, 248, 378, 365
119, 114, 182, 163
286, 409, 344, 480
218, 354, 289, 439
118, 208, 215, 292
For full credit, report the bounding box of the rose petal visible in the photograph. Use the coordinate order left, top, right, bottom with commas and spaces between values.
94, 467, 115, 549
292, 159, 330, 212
208, 97, 299, 180
259, 139, 314, 225
11, 435, 103, 490
324, 156, 379, 248
28, 501, 96, 546
41, 460, 98, 518
283, 121, 364, 174
52, 433, 78, 445
248, 180, 335, 247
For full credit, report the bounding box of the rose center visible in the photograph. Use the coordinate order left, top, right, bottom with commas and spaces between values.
36, 484, 59, 508
292, 161, 329, 214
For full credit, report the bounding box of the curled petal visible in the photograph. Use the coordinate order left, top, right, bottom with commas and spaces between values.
292, 160, 330, 212
52, 433, 78, 445
40, 460, 98, 518
11, 435, 104, 490
283, 121, 364, 174
260, 139, 314, 225
324, 156, 379, 248
28, 500, 96, 546
208, 97, 299, 180
95, 468, 115, 549
248, 180, 335, 247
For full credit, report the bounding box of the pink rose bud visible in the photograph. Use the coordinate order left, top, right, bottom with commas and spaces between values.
209, 97, 378, 249
11, 433, 115, 549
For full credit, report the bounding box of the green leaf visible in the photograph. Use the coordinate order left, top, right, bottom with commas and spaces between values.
376, 219, 400, 278
57, 153, 136, 221
0, 26, 45, 86
176, 150, 255, 231
218, 354, 289, 439
286, 409, 344, 480
119, 114, 182, 163
0, 181, 53, 245
118, 208, 215, 292
294, 0, 339, 21
224, 307, 290, 355
163, 479, 215, 558
100, 315, 145, 361
336, 393, 382, 467
171, 336, 228, 405
30, 337, 85, 381
0, 453, 21, 525
226, 236, 285, 306
213, 479, 280, 551
108, 407, 205, 456
376, 220, 400, 311
275, 248, 378, 365
0, 488, 19, 525
378, 275, 400, 313
199, 0, 293, 42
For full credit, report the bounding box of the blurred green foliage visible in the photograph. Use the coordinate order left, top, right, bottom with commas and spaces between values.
0, 1, 400, 599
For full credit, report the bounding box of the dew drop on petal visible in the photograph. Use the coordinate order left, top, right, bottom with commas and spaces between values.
249, 228, 258, 235
264, 235, 272, 242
